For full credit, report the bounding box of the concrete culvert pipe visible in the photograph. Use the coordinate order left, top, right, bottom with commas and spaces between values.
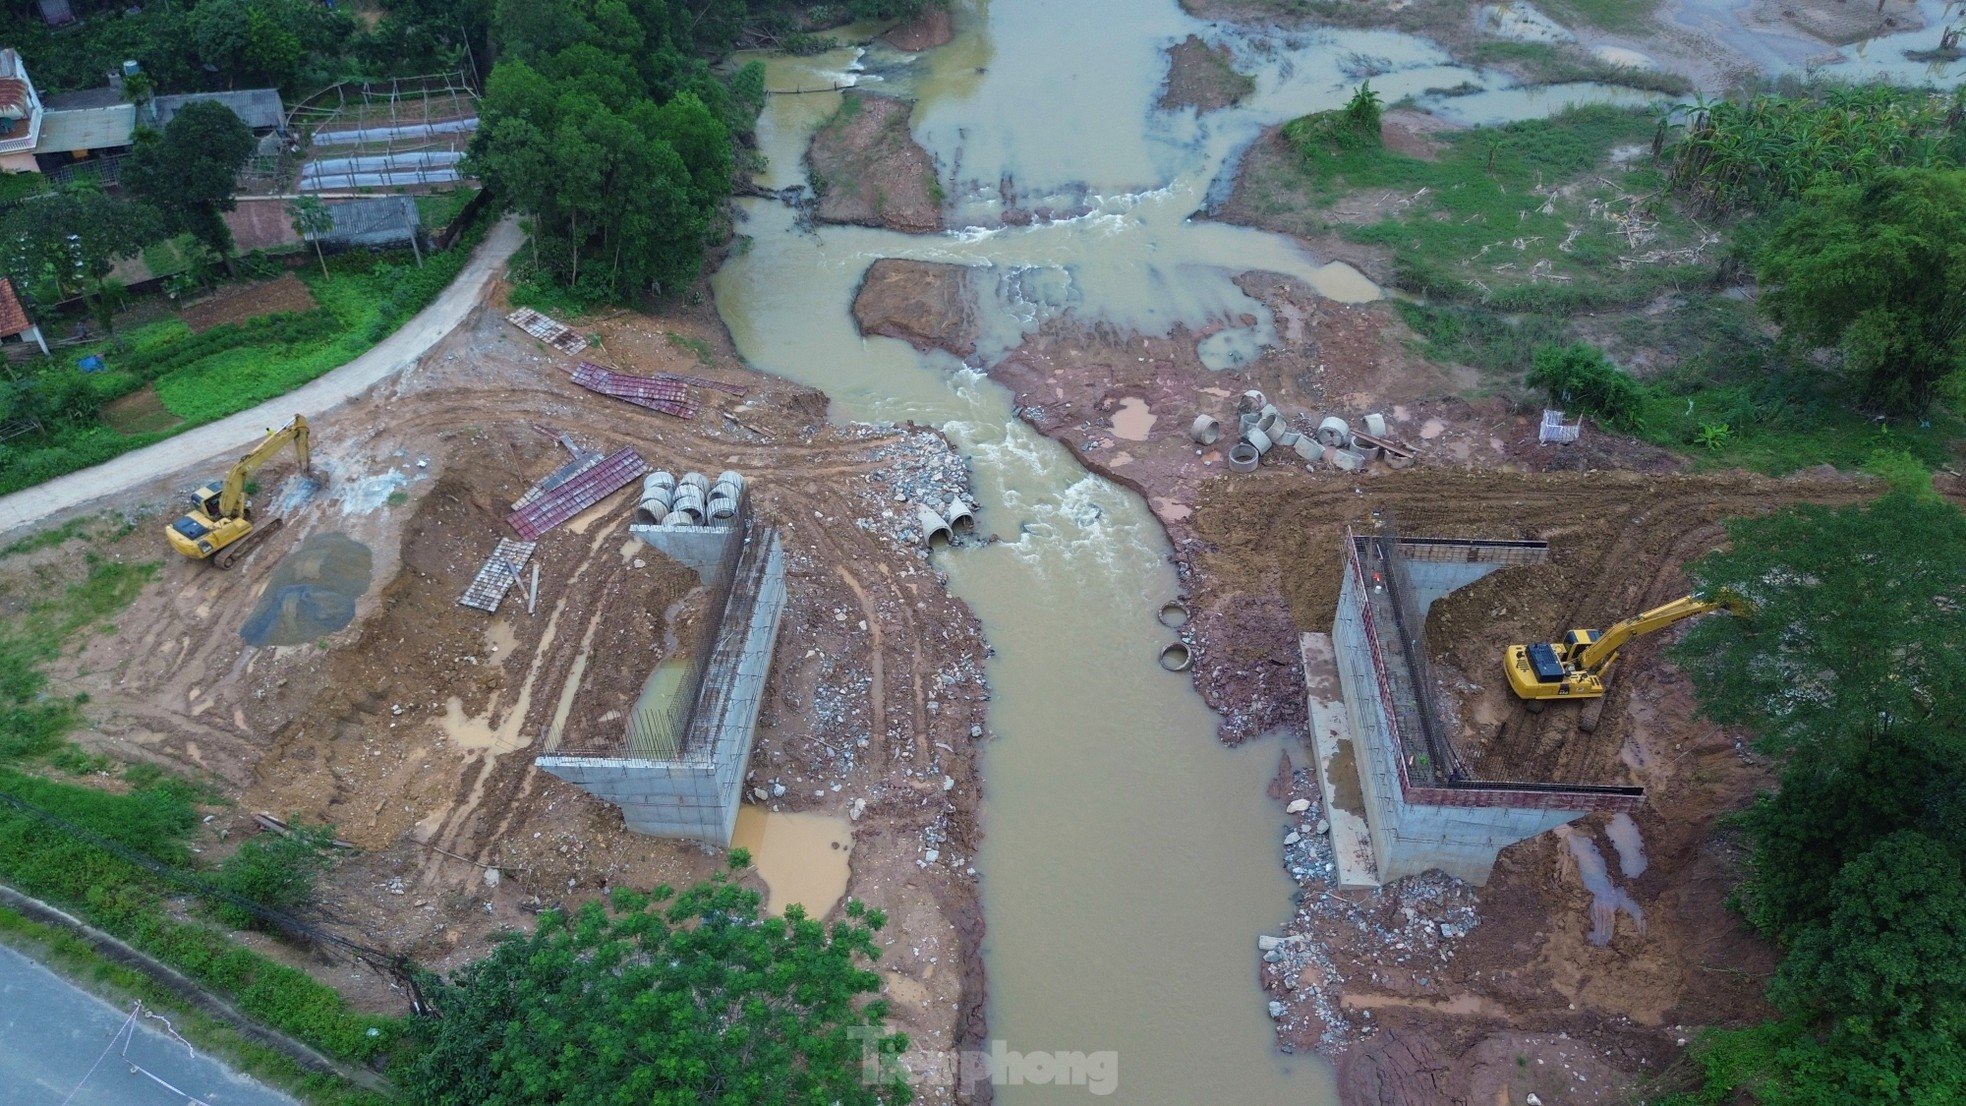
1294, 435, 1321, 462
668, 505, 704, 526
1316, 416, 1352, 448
1157, 601, 1190, 628
680, 471, 711, 496
946, 497, 976, 534
918, 506, 954, 547
645, 471, 676, 497
1363, 413, 1389, 438
636, 497, 670, 525
707, 495, 738, 521
1237, 389, 1268, 415
1243, 426, 1274, 455
1228, 442, 1260, 473
1189, 415, 1222, 445
1276, 428, 1302, 448
1256, 404, 1281, 434
716, 470, 745, 494
1159, 642, 1193, 672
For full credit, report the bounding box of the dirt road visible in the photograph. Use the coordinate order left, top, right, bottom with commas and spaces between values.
0, 217, 524, 540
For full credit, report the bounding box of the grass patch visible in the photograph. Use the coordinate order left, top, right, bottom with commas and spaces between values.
666, 330, 714, 364
1279, 104, 1707, 309
1467, 40, 1691, 95
0, 516, 93, 559
0, 205, 495, 497
1530, 0, 1663, 32
141, 234, 199, 278
413, 187, 480, 234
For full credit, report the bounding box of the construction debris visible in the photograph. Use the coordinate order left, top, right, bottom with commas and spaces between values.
507, 448, 650, 540
506, 307, 590, 355
458, 537, 538, 612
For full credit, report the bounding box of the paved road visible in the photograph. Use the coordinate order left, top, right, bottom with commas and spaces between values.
0, 942, 298, 1105
0, 217, 525, 538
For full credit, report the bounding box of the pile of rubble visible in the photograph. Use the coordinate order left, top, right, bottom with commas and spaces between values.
853, 426, 981, 553
1259, 768, 1481, 1052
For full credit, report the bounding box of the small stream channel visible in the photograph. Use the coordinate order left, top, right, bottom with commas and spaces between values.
710, 0, 1930, 1098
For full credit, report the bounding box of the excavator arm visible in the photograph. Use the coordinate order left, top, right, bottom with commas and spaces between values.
1573, 593, 1737, 673
217, 416, 310, 518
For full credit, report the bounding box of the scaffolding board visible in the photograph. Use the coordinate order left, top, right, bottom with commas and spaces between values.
507, 449, 649, 540
458, 539, 536, 612
506, 307, 589, 355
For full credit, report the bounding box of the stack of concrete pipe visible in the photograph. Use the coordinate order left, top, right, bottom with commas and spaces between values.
1202, 392, 1402, 474
636, 471, 676, 524
707, 471, 743, 522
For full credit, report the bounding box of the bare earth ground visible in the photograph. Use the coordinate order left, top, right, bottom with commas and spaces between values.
884, 5, 955, 51
851, 259, 979, 358
807, 92, 945, 235
24, 285, 990, 1103
180, 275, 320, 334
1160, 34, 1257, 113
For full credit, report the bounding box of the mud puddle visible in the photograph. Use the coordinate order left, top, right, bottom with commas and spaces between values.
731, 807, 855, 917
239, 532, 373, 647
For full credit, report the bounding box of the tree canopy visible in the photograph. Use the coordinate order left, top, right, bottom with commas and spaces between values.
470, 0, 759, 303
1756, 167, 1966, 414
1669, 491, 1966, 1106
0, 185, 163, 335
1674, 489, 1966, 756
123, 101, 257, 260
402, 865, 912, 1106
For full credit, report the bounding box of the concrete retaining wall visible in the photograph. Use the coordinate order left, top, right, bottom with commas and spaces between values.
1323, 534, 1636, 886
538, 529, 787, 846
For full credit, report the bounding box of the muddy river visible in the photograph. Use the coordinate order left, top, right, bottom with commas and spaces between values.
709, 0, 1932, 1099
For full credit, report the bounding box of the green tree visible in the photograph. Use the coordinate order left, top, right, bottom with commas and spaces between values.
206, 821, 337, 931
1674, 491, 1966, 757
1525, 341, 1647, 431
1732, 725, 1966, 944
1757, 168, 1966, 414
402, 864, 912, 1106
287, 195, 336, 279
123, 101, 257, 262
0, 185, 164, 339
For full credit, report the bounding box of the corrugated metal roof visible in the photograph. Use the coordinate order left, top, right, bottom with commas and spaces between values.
42, 87, 121, 111
35, 103, 134, 153
150, 90, 284, 132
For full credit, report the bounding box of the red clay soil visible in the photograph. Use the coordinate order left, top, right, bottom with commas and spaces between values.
884, 5, 954, 50
180, 274, 319, 333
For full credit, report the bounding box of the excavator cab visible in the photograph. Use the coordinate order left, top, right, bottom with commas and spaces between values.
1504, 593, 1747, 704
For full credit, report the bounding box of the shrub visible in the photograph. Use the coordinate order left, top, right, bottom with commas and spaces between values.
207, 822, 337, 931
1525, 341, 1648, 431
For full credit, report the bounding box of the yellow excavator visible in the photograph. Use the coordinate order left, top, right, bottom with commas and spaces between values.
1505, 591, 1749, 712
165, 415, 311, 568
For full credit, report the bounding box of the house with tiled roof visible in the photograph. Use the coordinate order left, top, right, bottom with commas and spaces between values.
0, 48, 46, 174
0, 277, 48, 356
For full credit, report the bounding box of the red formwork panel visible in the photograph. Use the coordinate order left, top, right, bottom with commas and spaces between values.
506, 448, 650, 540
570, 362, 700, 419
